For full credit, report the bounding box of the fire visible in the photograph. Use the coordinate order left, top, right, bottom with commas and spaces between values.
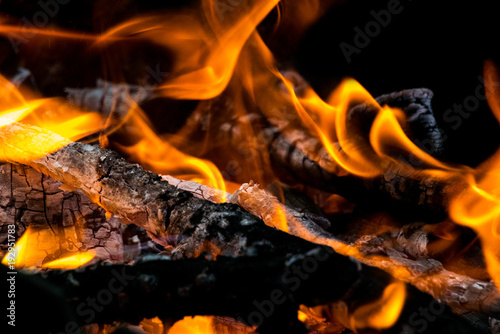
0, 74, 104, 162
2, 0, 500, 331
114, 108, 227, 198
346, 281, 406, 330
445, 61, 500, 288
169, 316, 216, 334
298, 281, 406, 332
237, 26, 500, 289
1, 227, 94, 269
42, 252, 95, 269
139, 316, 254, 334
329, 282, 406, 331
0, 74, 224, 194
139, 316, 217, 334
2, 228, 29, 267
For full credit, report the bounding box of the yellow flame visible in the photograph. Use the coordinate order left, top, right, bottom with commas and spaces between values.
116, 109, 227, 198
169, 316, 216, 334
444, 61, 500, 288
42, 252, 95, 269
0, 75, 104, 163
2, 228, 94, 269
0, 102, 41, 128
271, 204, 289, 233
349, 281, 406, 330
297, 310, 309, 323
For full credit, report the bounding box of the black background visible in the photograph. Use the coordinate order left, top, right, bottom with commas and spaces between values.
292, 0, 500, 166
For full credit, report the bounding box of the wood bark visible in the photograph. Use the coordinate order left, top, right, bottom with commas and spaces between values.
0, 124, 500, 334
1, 122, 498, 332
64, 77, 452, 218
0, 123, 321, 259
0, 163, 123, 263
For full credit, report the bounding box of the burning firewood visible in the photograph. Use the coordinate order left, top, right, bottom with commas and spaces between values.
0, 122, 345, 261
65, 79, 154, 120
0, 163, 124, 264
65, 77, 452, 218
1, 121, 499, 333
186, 180, 500, 322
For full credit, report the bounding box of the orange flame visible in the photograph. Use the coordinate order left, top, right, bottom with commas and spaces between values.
1, 228, 94, 269
115, 109, 227, 198
298, 281, 406, 332
229, 23, 500, 292
168, 316, 216, 334
0, 74, 104, 162
2, 0, 500, 306
42, 252, 95, 269
348, 281, 406, 330
445, 61, 500, 288
1, 0, 279, 100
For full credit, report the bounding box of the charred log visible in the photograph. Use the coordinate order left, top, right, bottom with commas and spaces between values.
1, 122, 499, 322
63, 79, 452, 220
0, 163, 123, 263
9, 251, 483, 334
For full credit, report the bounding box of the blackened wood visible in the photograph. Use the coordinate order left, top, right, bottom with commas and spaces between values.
63, 80, 451, 217
267, 87, 451, 217
26, 248, 362, 332
0, 123, 319, 259
0, 163, 124, 263
2, 123, 498, 321
16, 252, 483, 334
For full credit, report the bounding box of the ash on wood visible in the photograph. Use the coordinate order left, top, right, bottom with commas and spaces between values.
2, 122, 499, 325
0, 163, 123, 263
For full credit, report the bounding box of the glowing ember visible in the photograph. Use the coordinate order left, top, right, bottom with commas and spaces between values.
169, 316, 216, 334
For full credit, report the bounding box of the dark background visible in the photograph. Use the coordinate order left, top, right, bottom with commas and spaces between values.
1, 0, 499, 166
292, 0, 500, 166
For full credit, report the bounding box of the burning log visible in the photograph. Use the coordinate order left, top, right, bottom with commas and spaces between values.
202, 181, 500, 321
65, 79, 154, 121
65, 78, 454, 218
2, 121, 499, 329
269, 87, 450, 212
213, 80, 453, 217
0, 122, 323, 259
0, 163, 123, 263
